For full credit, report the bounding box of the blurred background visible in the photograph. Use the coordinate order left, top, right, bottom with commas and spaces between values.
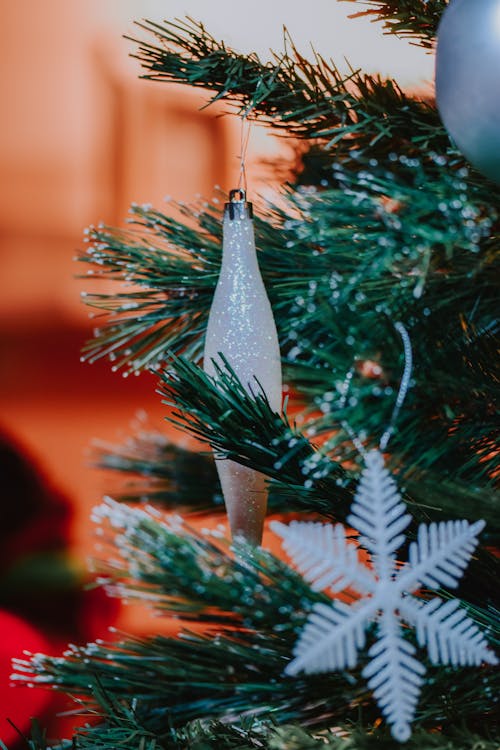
0, 0, 433, 742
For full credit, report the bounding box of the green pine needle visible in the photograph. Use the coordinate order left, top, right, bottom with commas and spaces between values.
127, 17, 445, 157
341, 0, 447, 48
29, 718, 500, 750
14, 503, 499, 741
91, 432, 222, 510
78, 156, 499, 503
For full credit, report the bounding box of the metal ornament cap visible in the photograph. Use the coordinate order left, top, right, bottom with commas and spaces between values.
224, 188, 254, 220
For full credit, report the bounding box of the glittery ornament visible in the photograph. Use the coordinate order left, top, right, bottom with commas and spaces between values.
436, 0, 500, 184
204, 190, 282, 544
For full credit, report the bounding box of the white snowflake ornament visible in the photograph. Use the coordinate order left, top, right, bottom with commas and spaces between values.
271, 449, 497, 743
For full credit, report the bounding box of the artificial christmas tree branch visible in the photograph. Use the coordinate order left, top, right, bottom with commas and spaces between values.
91, 434, 221, 509
341, 0, 447, 48
80, 160, 498, 392
18, 623, 499, 737
128, 18, 445, 157
159, 354, 354, 519
15, 502, 499, 740
79, 153, 499, 503
89, 407, 499, 536
24, 717, 500, 750
90, 497, 327, 628
79, 169, 499, 526
158, 356, 500, 532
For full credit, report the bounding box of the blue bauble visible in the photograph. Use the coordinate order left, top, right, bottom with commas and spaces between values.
436, 0, 500, 184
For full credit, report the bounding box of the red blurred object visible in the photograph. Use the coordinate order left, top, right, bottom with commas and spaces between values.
0, 428, 71, 572
0, 610, 52, 748
0, 429, 119, 744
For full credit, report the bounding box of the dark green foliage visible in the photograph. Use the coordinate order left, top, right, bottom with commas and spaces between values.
158, 355, 500, 618
92, 432, 221, 509
0, 719, 56, 750
79, 141, 500, 384
79, 206, 221, 369
89, 496, 326, 627
23, 719, 500, 750
160, 355, 354, 514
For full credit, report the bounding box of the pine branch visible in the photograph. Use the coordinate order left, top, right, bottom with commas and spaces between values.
90, 496, 323, 627
341, 0, 447, 49
157, 356, 500, 617
22, 717, 500, 750
79, 205, 221, 370
80, 159, 499, 398
23, 717, 500, 750
87, 413, 499, 532
73, 715, 355, 750
158, 354, 354, 518
91, 431, 222, 509
91, 430, 333, 519
14, 504, 499, 739
128, 18, 445, 157
79, 162, 500, 522
159, 354, 500, 532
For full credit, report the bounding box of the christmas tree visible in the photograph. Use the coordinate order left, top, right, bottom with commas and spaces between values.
10, 1, 499, 748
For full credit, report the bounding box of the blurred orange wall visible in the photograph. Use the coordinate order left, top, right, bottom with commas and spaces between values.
0, 2, 239, 567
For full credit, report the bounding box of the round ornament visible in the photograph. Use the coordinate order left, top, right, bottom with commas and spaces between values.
435, 0, 500, 184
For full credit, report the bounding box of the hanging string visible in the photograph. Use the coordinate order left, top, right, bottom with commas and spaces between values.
336, 323, 412, 459
237, 112, 252, 194
379, 321, 413, 451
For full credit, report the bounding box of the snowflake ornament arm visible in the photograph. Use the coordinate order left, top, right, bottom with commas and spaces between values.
273, 449, 498, 743
346, 449, 412, 581
400, 596, 496, 667
270, 519, 376, 595
397, 518, 487, 593
284, 599, 377, 675
363, 609, 425, 743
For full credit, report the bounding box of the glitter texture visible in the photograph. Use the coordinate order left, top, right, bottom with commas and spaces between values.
204, 210, 282, 544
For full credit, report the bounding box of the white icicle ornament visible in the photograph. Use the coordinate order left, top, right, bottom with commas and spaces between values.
204, 190, 282, 545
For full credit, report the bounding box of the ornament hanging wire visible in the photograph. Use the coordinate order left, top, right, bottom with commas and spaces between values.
379, 321, 413, 451
225, 112, 254, 220
238, 111, 252, 195
340, 321, 413, 454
